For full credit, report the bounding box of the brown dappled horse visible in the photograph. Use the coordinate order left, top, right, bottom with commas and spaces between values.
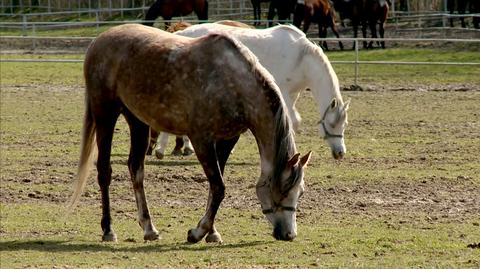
70, 24, 311, 243
293, 0, 344, 50
333, 0, 389, 49
143, 0, 208, 28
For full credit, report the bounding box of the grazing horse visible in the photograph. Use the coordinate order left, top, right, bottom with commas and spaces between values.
69, 24, 311, 243
333, 0, 389, 49
156, 23, 349, 161
293, 0, 344, 50
143, 0, 208, 28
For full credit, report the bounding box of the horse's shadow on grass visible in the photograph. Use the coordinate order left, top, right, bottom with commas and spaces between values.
0, 239, 271, 253
110, 158, 255, 167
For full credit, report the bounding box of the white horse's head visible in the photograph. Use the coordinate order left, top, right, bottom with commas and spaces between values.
257, 152, 312, 241
319, 98, 350, 160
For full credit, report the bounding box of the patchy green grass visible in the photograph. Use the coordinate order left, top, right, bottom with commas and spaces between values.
1, 57, 479, 268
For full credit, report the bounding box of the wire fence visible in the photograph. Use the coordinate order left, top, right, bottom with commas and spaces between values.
2, 35, 479, 86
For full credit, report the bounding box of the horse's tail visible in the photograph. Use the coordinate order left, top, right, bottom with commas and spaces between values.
144, 0, 162, 26
67, 100, 96, 209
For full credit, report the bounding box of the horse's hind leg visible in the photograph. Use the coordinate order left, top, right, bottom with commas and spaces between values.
172, 136, 184, 156
123, 110, 159, 241
187, 139, 227, 243
182, 136, 194, 156
95, 110, 120, 242
146, 128, 158, 155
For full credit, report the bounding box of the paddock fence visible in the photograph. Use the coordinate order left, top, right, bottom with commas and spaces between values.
2, 33, 479, 87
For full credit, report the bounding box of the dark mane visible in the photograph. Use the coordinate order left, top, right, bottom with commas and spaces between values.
271, 103, 298, 197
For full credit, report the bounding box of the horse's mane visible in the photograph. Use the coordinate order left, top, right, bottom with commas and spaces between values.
297, 33, 342, 101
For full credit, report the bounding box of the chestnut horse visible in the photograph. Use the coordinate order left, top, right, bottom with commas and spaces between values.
143, 0, 208, 28
70, 24, 311, 243
293, 0, 344, 50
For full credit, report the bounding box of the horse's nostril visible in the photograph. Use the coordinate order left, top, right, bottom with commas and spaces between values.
285, 232, 295, 241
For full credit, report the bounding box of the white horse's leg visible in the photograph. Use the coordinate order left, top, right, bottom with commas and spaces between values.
183, 136, 194, 156
154, 132, 169, 159
283, 93, 302, 133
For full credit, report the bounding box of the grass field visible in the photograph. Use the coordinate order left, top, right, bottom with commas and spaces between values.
1, 49, 479, 268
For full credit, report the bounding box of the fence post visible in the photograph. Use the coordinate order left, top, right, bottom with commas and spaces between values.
354, 39, 359, 86
95, 11, 99, 33
22, 15, 27, 36
32, 23, 36, 52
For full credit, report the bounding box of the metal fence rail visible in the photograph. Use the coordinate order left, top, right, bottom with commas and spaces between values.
2, 36, 478, 86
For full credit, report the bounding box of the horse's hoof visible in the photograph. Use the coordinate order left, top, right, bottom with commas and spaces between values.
154, 149, 164, 160
171, 148, 183, 156
187, 229, 201, 243
205, 232, 223, 243
183, 148, 194, 156
102, 232, 117, 242
144, 231, 160, 241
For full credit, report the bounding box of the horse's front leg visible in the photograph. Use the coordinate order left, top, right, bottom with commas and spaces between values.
187, 141, 225, 243
361, 20, 368, 49
125, 111, 159, 241
379, 22, 385, 49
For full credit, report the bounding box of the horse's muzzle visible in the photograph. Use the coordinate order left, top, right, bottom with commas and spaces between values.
332, 150, 345, 160
273, 225, 296, 241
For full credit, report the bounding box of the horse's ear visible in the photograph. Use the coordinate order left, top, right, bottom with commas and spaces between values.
287, 153, 300, 168
300, 151, 312, 168
330, 98, 337, 110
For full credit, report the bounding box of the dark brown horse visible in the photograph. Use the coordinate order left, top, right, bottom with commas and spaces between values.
70, 24, 311, 243
448, 0, 480, 29
251, 0, 296, 27
293, 0, 344, 50
143, 0, 208, 28
251, 0, 270, 26
333, 0, 389, 49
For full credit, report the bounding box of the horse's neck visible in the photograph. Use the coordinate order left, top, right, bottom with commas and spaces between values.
301, 48, 342, 112
249, 101, 294, 183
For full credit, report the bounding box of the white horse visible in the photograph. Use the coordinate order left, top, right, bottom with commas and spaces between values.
155, 23, 350, 160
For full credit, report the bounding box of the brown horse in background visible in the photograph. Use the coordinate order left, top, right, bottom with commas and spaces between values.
333, 0, 389, 49
143, 0, 208, 28
293, 0, 344, 50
